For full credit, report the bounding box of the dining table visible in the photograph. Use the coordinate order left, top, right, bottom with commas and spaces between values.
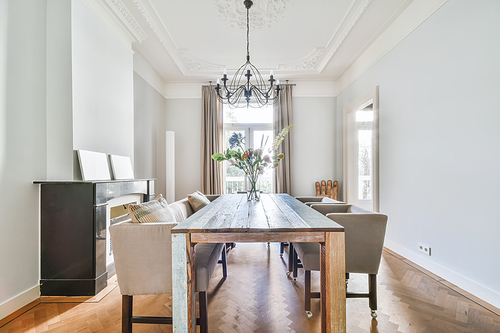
171, 193, 346, 333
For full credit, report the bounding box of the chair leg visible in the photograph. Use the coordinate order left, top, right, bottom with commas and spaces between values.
199, 291, 208, 333
304, 270, 313, 318
122, 295, 133, 333
369, 274, 378, 318
221, 244, 228, 279
287, 243, 294, 276
292, 247, 298, 281
280, 242, 286, 257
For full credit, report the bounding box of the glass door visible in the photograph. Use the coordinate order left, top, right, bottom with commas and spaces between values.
343, 87, 379, 211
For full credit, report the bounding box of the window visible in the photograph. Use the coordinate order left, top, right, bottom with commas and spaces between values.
223, 105, 274, 194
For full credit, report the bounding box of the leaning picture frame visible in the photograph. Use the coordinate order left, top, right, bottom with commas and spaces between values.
109, 154, 134, 180
77, 149, 111, 181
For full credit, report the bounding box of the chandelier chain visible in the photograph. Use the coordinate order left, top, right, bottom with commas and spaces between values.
247, 5, 250, 60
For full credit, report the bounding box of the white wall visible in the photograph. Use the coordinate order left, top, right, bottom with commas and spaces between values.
71, 0, 134, 162
0, 0, 47, 319
46, 0, 73, 180
165, 98, 202, 200
134, 72, 166, 197
336, 0, 500, 308
164, 93, 337, 200
1, 0, 138, 320
291, 97, 337, 196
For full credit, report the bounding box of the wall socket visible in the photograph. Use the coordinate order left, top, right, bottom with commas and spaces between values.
418, 243, 431, 256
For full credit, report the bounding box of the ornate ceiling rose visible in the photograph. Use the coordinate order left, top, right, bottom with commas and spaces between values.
214, 0, 291, 30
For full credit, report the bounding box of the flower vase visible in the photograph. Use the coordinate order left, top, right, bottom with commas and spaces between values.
247, 176, 260, 201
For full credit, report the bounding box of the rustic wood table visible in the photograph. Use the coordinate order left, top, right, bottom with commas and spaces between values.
171, 193, 346, 333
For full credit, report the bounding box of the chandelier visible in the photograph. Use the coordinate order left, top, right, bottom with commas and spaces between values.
214, 0, 280, 108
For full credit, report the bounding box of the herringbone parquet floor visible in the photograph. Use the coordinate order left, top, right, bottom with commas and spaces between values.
1, 243, 499, 332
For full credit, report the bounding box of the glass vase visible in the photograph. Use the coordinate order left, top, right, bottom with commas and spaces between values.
247, 175, 260, 201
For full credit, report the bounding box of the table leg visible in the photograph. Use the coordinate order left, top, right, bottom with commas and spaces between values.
172, 233, 196, 332
321, 232, 346, 333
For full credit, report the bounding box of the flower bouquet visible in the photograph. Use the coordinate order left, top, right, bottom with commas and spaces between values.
212, 125, 294, 201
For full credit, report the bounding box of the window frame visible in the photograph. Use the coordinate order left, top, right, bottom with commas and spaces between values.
222, 122, 274, 194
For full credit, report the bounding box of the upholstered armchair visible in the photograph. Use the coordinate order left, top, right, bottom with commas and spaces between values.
291, 204, 388, 318
294, 196, 345, 206
110, 221, 226, 333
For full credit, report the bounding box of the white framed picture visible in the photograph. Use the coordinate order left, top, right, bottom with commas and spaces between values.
77, 149, 111, 181
109, 154, 134, 180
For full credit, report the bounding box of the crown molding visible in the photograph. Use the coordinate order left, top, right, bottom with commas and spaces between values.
278, 0, 371, 76
81, 0, 141, 48
131, 0, 222, 76
163, 80, 337, 100
104, 0, 148, 42
317, 0, 372, 72
178, 50, 225, 75
278, 48, 326, 74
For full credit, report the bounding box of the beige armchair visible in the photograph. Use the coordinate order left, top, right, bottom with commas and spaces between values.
291, 204, 387, 318
110, 221, 226, 332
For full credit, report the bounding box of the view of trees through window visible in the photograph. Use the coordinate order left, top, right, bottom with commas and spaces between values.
223, 105, 274, 194
356, 110, 373, 200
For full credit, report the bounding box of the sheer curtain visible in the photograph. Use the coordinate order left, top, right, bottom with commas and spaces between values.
273, 84, 293, 194
201, 85, 223, 194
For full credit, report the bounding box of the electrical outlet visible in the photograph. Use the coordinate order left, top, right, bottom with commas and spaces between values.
418, 243, 431, 256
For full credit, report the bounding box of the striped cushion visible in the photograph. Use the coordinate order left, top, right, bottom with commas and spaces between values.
187, 191, 210, 212
128, 194, 176, 223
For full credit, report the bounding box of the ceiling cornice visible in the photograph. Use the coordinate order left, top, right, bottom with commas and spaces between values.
105, 0, 148, 42
82, 0, 139, 47
278, 0, 372, 75
130, 0, 187, 72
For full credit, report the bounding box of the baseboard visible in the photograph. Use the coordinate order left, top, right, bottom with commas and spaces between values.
385, 239, 500, 311
0, 285, 40, 325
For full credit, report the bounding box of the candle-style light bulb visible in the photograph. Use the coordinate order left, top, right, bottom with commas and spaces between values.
270, 70, 274, 77
217, 78, 220, 85
277, 79, 280, 85
223, 68, 227, 75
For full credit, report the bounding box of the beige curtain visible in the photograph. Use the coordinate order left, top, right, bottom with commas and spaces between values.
201, 86, 223, 194
273, 84, 293, 194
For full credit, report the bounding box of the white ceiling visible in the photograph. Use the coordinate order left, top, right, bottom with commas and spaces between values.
103, 0, 416, 83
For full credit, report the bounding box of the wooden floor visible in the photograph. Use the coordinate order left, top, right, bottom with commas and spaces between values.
1, 243, 500, 332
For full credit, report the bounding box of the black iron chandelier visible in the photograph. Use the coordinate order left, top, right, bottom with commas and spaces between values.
214, 0, 280, 108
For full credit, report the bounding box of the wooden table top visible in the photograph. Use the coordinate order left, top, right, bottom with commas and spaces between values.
172, 193, 344, 234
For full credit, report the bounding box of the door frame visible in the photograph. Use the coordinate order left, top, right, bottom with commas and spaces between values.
343, 86, 380, 212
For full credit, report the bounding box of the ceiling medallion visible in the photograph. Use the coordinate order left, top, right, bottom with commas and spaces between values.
214, 0, 290, 30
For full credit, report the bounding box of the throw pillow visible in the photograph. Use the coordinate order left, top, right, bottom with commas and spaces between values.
187, 191, 210, 212
128, 194, 176, 223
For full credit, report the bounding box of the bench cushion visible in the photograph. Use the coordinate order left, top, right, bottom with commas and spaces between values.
169, 198, 195, 222
196, 243, 224, 292
293, 242, 320, 271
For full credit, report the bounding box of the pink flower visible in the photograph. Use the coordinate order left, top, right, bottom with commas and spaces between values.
259, 166, 265, 175
263, 155, 271, 163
